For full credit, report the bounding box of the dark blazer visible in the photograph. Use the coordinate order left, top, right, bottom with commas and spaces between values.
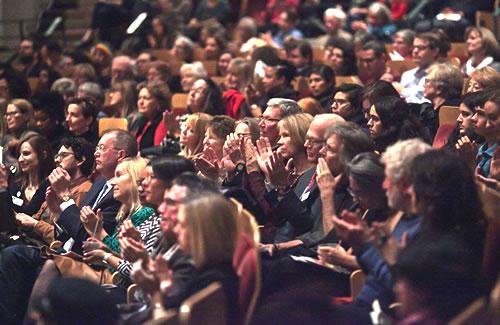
56, 177, 121, 254
163, 262, 239, 324
0, 189, 16, 233
9, 179, 50, 216
265, 168, 319, 243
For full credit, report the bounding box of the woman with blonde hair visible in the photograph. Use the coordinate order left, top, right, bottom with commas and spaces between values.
163, 193, 240, 323
180, 113, 213, 159
463, 26, 500, 76
466, 66, 500, 93
29, 156, 162, 300
276, 113, 314, 178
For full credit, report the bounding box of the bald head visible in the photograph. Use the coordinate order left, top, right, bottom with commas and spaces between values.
305, 113, 345, 163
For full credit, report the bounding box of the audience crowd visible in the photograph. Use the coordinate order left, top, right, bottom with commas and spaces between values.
0, 0, 499, 324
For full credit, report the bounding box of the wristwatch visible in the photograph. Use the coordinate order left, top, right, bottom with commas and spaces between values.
61, 193, 72, 202
102, 253, 112, 265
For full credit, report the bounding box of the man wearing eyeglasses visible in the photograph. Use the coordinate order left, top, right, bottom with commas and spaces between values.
400, 32, 440, 104
258, 98, 302, 147
49, 129, 137, 254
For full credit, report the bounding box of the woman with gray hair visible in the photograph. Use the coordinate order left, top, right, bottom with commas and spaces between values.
424, 63, 463, 111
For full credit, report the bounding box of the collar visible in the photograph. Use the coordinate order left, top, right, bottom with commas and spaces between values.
465, 56, 494, 76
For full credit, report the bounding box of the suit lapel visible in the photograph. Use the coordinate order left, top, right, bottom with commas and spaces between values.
80, 178, 107, 207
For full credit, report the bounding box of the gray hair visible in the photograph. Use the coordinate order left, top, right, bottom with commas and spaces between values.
51, 78, 76, 95
267, 98, 302, 118
395, 29, 415, 45
427, 63, 464, 99
324, 122, 373, 165
381, 138, 431, 183
237, 17, 257, 37
347, 152, 384, 188
324, 7, 347, 24
368, 2, 392, 25
77, 82, 104, 104
180, 61, 207, 79
176, 35, 195, 51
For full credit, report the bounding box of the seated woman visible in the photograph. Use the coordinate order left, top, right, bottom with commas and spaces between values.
102, 80, 137, 120
462, 26, 500, 77
317, 152, 392, 272
162, 193, 240, 324
323, 36, 358, 76
223, 58, 253, 118
203, 34, 226, 61
466, 66, 500, 93
308, 65, 336, 112
9, 135, 53, 216
186, 78, 226, 116
180, 62, 207, 93
1, 99, 37, 165
194, 115, 235, 181
65, 97, 99, 147
264, 113, 314, 242
331, 83, 366, 127
367, 96, 428, 153
130, 82, 171, 151
216, 50, 235, 77
445, 91, 487, 150
28, 157, 161, 304
180, 113, 213, 159
147, 15, 176, 49
14, 137, 94, 245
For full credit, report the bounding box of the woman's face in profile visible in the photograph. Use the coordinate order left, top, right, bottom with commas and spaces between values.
187, 79, 208, 111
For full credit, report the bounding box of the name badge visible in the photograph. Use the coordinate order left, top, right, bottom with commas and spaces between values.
12, 196, 24, 206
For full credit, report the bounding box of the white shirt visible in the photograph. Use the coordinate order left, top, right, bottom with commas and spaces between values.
400, 67, 431, 104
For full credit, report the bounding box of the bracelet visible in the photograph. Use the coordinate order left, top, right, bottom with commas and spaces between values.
102, 252, 112, 265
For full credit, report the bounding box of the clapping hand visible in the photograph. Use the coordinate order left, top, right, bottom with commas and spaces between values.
265, 151, 291, 188
48, 167, 71, 197
332, 209, 369, 253
195, 147, 221, 180
255, 137, 273, 176
80, 207, 103, 238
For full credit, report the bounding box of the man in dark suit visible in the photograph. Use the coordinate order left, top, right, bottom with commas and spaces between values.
48, 129, 137, 254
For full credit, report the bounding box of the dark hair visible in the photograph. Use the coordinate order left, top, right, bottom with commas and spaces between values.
196, 78, 226, 116
138, 81, 172, 112
431, 29, 451, 57
43, 40, 62, 54
274, 61, 297, 84
409, 150, 485, 235
335, 83, 363, 115
172, 172, 219, 198
346, 152, 384, 189
105, 129, 138, 157
395, 232, 482, 321
462, 91, 489, 112
68, 97, 98, 123
285, 39, 313, 65
372, 96, 428, 152
209, 115, 236, 140
283, 9, 299, 24
31, 91, 65, 122
0, 65, 31, 99
324, 36, 358, 75
415, 32, 441, 50
324, 122, 373, 165
59, 137, 95, 177
17, 134, 54, 185
251, 46, 280, 66
309, 64, 335, 85
361, 40, 387, 58
151, 155, 195, 187
362, 80, 400, 106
